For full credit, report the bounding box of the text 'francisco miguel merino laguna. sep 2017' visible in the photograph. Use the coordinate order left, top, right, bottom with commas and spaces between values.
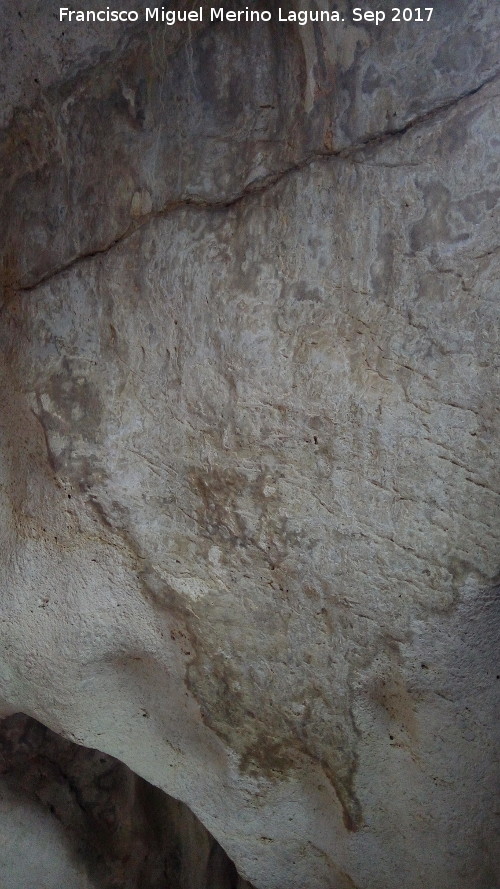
59, 7, 435, 25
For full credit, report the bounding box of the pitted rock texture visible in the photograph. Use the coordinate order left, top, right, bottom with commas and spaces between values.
1, 3, 499, 889
0, 712, 253, 889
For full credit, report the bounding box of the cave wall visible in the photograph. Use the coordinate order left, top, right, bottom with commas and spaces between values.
1, 3, 499, 888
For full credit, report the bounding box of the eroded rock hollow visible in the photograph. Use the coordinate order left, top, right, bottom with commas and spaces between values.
0, 712, 253, 889
1, 1, 499, 887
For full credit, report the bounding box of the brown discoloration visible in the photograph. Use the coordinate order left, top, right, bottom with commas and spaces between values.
189, 465, 286, 566
369, 672, 418, 741
181, 465, 364, 830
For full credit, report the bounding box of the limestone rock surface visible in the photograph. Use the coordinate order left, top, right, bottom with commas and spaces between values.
1, 3, 499, 888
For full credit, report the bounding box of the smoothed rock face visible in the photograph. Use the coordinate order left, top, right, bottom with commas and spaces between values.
1, 3, 499, 888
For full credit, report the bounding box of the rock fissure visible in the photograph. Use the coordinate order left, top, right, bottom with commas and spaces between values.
13, 70, 500, 297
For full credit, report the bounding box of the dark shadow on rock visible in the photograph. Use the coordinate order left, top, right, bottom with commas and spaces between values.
0, 712, 254, 889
